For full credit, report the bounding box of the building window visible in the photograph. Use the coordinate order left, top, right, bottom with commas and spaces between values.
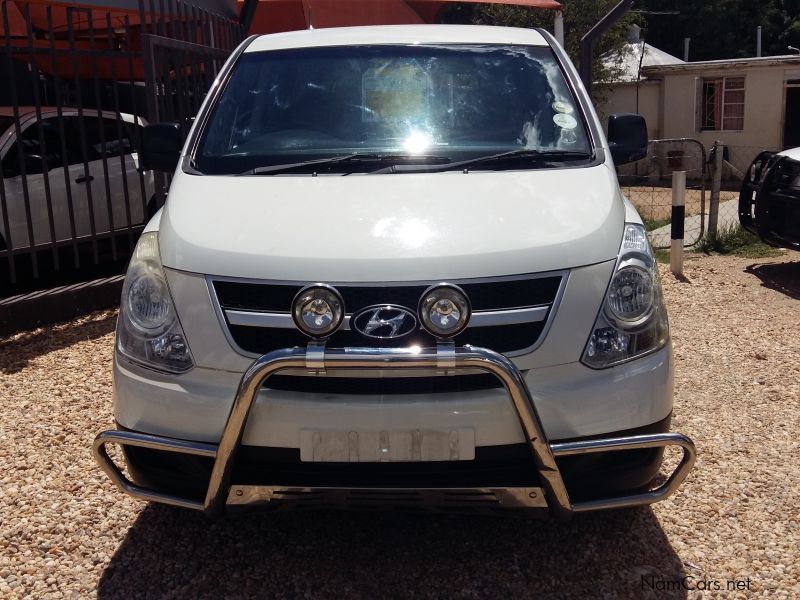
701, 77, 745, 131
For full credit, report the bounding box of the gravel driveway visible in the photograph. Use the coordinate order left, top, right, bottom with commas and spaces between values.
1, 254, 798, 599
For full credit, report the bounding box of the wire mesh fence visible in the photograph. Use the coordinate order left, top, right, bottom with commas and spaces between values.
715, 145, 781, 236
618, 138, 707, 248
618, 140, 780, 249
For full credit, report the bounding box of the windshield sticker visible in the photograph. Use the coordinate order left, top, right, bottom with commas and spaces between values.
559, 129, 578, 145
552, 101, 573, 114
362, 63, 432, 123
553, 113, 578, 130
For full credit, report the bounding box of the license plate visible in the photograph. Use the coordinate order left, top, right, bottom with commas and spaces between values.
300, 428, 475, 462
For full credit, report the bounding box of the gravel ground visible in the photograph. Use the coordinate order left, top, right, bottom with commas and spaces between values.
1, 253, 798, 599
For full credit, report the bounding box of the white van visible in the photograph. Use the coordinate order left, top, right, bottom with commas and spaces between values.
93, 25, 695, 518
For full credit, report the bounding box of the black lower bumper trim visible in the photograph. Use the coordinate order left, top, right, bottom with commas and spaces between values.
120, 414, 672, 503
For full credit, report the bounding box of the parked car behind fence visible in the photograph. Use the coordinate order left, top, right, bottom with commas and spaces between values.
0, 107, 154, 252
0, 0, 243, 302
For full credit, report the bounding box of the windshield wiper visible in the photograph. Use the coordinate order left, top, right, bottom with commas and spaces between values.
240, 153, 450, 175
371, 149, 594, 174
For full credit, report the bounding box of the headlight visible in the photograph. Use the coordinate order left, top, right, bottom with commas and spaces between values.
116, 232, 194, 373
292, 284, 345, 338
126, 268, 173, 334
581, 223, 669, 369
606, 265, 654, 325
418, 284, 471, 338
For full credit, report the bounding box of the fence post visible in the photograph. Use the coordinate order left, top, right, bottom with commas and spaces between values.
708, 140, 724, 237
670, 171, 686, 276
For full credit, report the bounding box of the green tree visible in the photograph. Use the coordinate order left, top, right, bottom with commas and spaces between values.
441, 1, 641, 96
635, 0, 800, 60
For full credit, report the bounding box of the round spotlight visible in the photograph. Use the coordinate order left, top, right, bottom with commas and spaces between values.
292, 284, 345, 339
418, 284, 471, 338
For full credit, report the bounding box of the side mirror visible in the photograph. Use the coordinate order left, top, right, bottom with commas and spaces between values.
607, 113, 648, 166
141, 123, 182, 172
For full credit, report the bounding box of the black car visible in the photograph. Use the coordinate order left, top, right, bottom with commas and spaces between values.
739, 149, 800, 250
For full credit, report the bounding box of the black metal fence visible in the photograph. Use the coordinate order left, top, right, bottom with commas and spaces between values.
0, 0, 242, 297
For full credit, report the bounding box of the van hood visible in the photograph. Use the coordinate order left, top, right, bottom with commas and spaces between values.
158, 165, 624, 281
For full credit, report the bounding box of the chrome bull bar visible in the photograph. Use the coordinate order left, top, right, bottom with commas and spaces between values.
93, 343, 696, 518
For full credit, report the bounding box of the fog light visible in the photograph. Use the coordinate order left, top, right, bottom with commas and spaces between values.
418, 284, 471, 338
292, 284, 345, 338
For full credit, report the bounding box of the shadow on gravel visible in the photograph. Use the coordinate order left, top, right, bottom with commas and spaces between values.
0, 310, 116, 374
745, 260, 800, 300
98, 505, 687, 599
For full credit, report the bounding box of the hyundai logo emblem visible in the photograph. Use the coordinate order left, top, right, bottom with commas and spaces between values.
351, 305, 418, 339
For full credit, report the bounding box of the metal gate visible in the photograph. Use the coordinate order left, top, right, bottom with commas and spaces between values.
0, 0, 242, 298
617, 138, 709, 249
143, 21, 241, 206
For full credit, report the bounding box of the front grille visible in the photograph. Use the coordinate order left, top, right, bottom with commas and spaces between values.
211, 273, 564, 393
213, 276, 561, 313
228, 321, 547, 355
763, 158, 800, 246
773, 157, 800, 189
265, 374, 503, 395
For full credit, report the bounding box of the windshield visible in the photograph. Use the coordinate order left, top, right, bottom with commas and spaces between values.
195, 44, 592, 175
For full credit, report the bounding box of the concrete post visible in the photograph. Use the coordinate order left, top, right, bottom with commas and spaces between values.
671, 171, 686, 276
708, 141, 724, 237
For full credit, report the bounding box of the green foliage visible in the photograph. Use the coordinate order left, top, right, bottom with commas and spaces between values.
695, 225, 784, 258
442, 1, 800, 71
643, 217, 672, 231
440, 2, 641, 97
653, 247, 670, 264
635, 0, 800, 60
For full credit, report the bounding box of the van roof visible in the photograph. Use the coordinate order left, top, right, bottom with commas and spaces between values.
245, 25, 549, 53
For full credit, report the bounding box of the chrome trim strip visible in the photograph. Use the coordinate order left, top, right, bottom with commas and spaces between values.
226, 310, 295, 328
470, 306, 549, 327
93, 342, 696, 518
225, 305, 549, 330
206, 268, 570, 288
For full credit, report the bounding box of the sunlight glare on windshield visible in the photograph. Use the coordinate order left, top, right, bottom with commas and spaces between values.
403, 129, 433, 154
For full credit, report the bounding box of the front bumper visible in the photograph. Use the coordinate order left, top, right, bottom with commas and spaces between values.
94, 343, 695, 518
